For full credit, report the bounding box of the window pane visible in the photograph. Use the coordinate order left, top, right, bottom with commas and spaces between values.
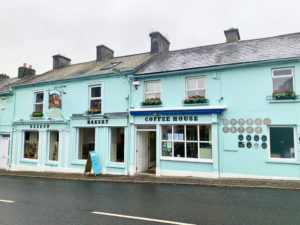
49, 131, 59, 161
35, 104, 43, 112
174, 142, 185, 157
78, 128, 95, 160
91, 86, 101, 98
187, 142, 198, 158
162, 141, 172, 156
196, 89, 205, 97
186, 78, 197, 89
145, 81, 160, 93
186, 126, 198, 141
200, 125, 211, 141
186, 90, 197, 97
173, 125, 184, 141
110, 127, 124, 163
197, 77, 205, 89
200, 143, 212, 159
270, 127, 295, 159
162, 125, 172, 140
90, 100, 101, 109
35, 93, 44, 103
273, 77, 293, 91
273, 69, 293, 76
24, 131, 39, 159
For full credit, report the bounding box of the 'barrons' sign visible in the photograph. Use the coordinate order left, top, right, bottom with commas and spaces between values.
30, 124, 50, 128
145, 116, 198, 122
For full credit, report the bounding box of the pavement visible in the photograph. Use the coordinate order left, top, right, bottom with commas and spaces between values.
1, 170, 300, 190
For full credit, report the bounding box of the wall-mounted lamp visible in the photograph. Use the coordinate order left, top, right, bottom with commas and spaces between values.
133, 80, 140, 90
1, 96, 6, 100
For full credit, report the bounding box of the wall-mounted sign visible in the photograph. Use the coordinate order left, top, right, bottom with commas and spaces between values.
238, 142, 245, 148
87, 119, 109, 125
49, 93, 62, 109
29, 123, 50, 129
144, 116, 198, 122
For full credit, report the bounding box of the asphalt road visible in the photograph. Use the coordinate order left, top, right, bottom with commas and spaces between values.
0, 176, 299, 225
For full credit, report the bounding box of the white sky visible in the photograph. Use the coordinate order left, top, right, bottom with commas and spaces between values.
1, 0, 300, 77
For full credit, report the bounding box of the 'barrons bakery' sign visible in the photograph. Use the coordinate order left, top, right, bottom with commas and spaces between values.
30, 123, 50, 128
145, 116, 198, 122
87, 119, 109, 125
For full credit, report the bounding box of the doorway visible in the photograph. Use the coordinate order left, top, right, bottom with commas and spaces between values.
0, 134, 10, 170
136, 128, 156, 174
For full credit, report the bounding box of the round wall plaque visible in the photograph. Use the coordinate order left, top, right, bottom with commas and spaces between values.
262, 143, 267, 149
222, 119, 229, 125
223, 126, 229, 133
238, 119, 245, 125
247, 142, 252, 148
254, 143, 259, 149
230, 119, 237, 125
262, 135, 267, 142
255, 127, 262, 134
263, 118, 271, 125
238, 126, 245, 133
246, 135, 252, 141
254, 135, 259, 141
238, 134, 244, 141
246, 127, 253, 133
246, 118, 253, 125
255, 118, 262, 125
230, 126, 237, 133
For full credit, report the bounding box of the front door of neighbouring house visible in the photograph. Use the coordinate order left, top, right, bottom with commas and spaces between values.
0, 135, 10, 170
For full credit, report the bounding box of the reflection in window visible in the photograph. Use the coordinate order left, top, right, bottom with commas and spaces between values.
270, 127, 295, 159
89, 85, 101, 110
272, 68, 293, 91
186, 76, 206, 97
110, 127, 124, 163
78, 128, 95, 160
24, 131, 39, 159
34, 92, 44, 113
49, 131, 59, 161
144, 80, 161, 99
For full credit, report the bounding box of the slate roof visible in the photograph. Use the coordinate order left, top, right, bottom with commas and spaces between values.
135, 32, 300, 75
0, 53, 152, 94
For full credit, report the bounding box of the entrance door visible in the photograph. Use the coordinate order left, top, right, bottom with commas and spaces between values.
0, 135, 10, 170
149, 131, 156, 168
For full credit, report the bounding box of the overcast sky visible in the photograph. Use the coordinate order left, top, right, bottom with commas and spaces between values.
1, 0, 300, 77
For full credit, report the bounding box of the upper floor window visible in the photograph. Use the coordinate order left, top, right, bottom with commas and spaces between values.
89, 85, 101, 110
272, 68, 294, 92
34, 92, 44, 113
186, 76, 206, 97
144, 80, 161, 99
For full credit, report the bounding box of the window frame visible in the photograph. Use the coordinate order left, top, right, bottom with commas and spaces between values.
268, 125, 297, 161
22, 130, 39, 161
109, 127, 125, 164
77, 127, 96, 161
48, 130, 60, 162
34, 91, 44, 113
88, 84, 102, 110
144, 80, 161, 100
271, 67, 294, 92
185, 76, 206, 98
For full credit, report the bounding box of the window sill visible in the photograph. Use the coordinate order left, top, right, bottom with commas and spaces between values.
31, 116, 45, 120
70, 160, 86, 166
141, 104, 163, 108
44, 161, 59, 166
160, 156, 213, 163
182, 103, 209, 107
106, 162, 125, 169
20, 159, 38, 164
268, 99, 300, 103
266, 159, 300, 165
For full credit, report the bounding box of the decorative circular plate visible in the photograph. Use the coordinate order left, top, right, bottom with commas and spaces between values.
230, 119, 237, 126
262, 142, 267, 149
238, 126, 245, 133
238, 134, 244, 141
255, 127, 262, 134
262, 135, 267, 142
222, 119, 229, 125
246, 135, 252, 141
255, 118, 262, 125
247, 142, 252, 148
246, 127, 253, 134
254, 135, 259, 141
263, 118, 271, 125
222, 126, 229, 133
230, 126, 237, 133
254, 143, 259, 149
246, 118, 253, 125
238, 119, 245, 125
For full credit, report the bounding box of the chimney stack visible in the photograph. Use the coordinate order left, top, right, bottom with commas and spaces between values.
0, 73, 9, 80
52, 54, 71, 69
96, 45, 114, 61
149, 32, 170, 54
224, 28, 240, 43
18, 64, 36, 78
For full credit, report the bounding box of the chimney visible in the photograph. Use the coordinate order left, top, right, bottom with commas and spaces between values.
224, 28, 240, 43
0, 73, 9, 80
52, 54, 71, 69
149, 32, 170, 54
18, 64, 36, 78
96, 45, 114, 61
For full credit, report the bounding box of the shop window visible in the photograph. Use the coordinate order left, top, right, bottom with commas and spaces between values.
89, 85, 101, 110
270, 127, 296, 159
161, 125, 212, 160
24, 131, 39, 159
186, 76, 206, 97
110, 127, 125, 163
144, 80, 161, 99
78, 128, 95, 160
49, 131, 59, 161
34, 92, 44, 113
272, 68, 294, 92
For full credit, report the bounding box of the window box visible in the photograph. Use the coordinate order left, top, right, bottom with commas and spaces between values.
86, 107, 101, 115
32, 111, 44, 118
272, 89, 297, 100
141, 97, 162, 106
183, 95, 208, 104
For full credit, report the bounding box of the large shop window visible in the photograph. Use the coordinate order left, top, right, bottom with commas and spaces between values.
89, 85, 101, 110
78, 128, 95, 160
34, 92, 44, 113
272, 68, 294, 92
49, 131, 59, 161
270, 127, 296, 159
144, 80, 161, 99
24, 131, 39, 159
161, 125, 212, 160
186, 76, 206, 97
110, 127, 125, 163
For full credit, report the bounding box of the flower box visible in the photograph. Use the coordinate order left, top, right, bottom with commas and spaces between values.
32, 111, 43, 118
184, 95, 208, 104
86, 107, 101, 115
142, 97, 162, 106
272, 89, 297, 100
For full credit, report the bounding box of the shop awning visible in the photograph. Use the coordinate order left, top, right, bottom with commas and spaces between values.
130, 106, 227, 115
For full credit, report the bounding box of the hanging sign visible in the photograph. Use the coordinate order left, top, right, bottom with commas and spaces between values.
84, 151, 101, 175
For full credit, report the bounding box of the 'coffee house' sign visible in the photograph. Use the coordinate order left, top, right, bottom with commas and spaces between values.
145, 115, 199, 122
87, 119, 109, 125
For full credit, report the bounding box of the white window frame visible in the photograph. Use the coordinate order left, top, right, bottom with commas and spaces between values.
88, 84, 102, 109
161, 124, 212, 162
109, 127, 125, 164
34, 91, 44, 112
268, 125, 297, 161
144, 80, 161, 100
271, 67, 294, 92
22, 130, 39, 161
48, 130, 60, 162
185, 76, 206, 98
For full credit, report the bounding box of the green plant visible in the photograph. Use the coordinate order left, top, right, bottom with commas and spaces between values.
32, 111, 43, 117
272, 89, 297, 100
142, 97, 162, 105
184, 95, 208, 104
86, 107, 101, 115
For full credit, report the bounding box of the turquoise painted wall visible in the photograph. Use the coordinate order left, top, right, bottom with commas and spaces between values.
0, 94, 14, 133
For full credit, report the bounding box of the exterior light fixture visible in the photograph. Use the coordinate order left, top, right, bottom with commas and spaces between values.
133, 80, 140, 90
1, 96, 6, 100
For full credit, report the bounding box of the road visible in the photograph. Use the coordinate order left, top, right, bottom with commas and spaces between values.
0, 176, 299, 225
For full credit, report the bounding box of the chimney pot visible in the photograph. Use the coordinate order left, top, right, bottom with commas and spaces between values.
52, 54, 71, 69
29, 65, 32, 69
224, 28, 240, 43
23, 63, 27, 67
96, 45, 114, 61
149, 32, 170, 54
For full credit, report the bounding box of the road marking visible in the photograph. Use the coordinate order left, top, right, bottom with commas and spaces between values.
92, 211, 196, 225
0, 199, 14, 203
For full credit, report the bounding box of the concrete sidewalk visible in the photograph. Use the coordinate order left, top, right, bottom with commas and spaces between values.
1, 170, 300, 190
